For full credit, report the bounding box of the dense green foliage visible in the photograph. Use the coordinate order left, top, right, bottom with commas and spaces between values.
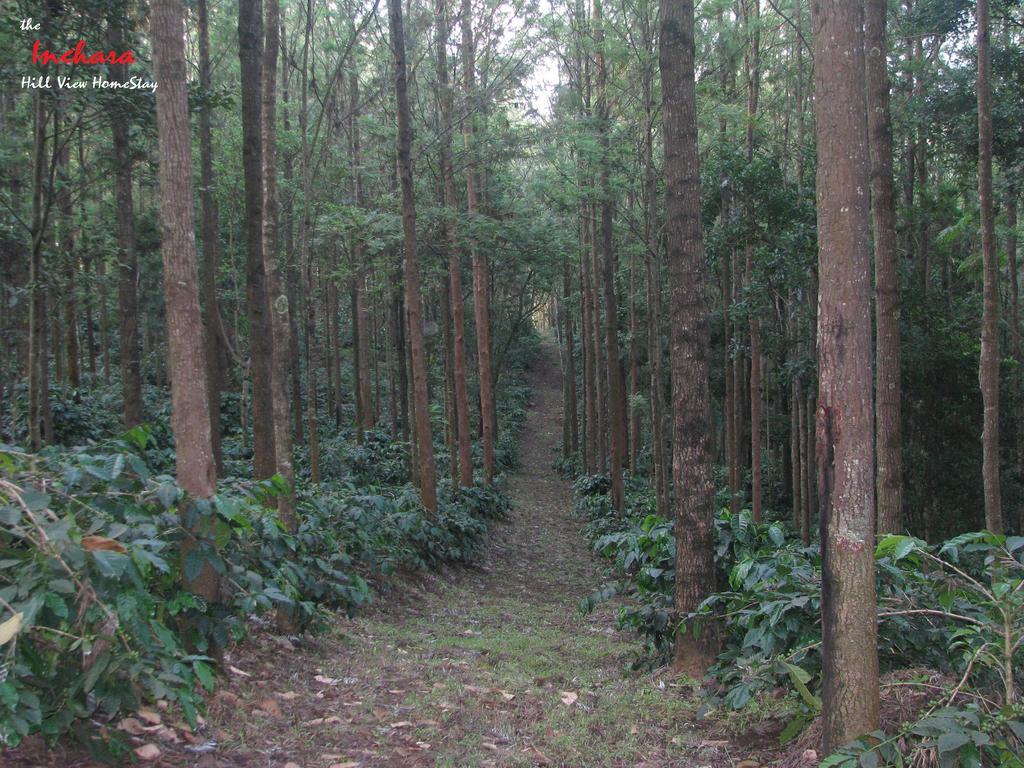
575, 479, 1024, 765
0, 341, 533, 750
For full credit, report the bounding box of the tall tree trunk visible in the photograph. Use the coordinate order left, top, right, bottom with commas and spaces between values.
717, 9, 740, 515
151, 0, 220, 603
1008, 187, 1023, 533
591, 200, 608, 473
262, 0, 297, 531
581, 198, 598, 473
198, 0, 225, 473
351, 71, 376, 443
440, 277, 457, 476
98, 253, 110, 384
594, 0, 625, 513
461, 0, 497, 485
563, 260, 580, 459
804, 384, 815, 543
390, 0, 438, 511
866, 0, 903, 534
660, 0, 718, 674
52, 313, 63, 388
28, 91, 47, 451
914, 38, 929, 296
810, 0, 880, 750
745, 0, 762, 522
977, 0, 1002, 534
798, 377, 810, 544
110, 22, 143, 430
791, 374, 802, 530
281, 21, 304, 449
57, 140, 79, 390
628, 236, 640, 472
436, 0, 474, 486
239, 0, 276, 479
300, 0, 320, 480
83, 254, 96, 381
642, 41, 669, 519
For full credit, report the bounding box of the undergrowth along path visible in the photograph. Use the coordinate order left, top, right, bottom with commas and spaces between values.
194, 341, 768, 768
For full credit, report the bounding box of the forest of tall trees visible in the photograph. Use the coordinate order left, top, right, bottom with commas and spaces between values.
2, 0, 1024, 765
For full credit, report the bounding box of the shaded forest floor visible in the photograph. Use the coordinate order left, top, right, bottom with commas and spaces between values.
8, 343, 785, 767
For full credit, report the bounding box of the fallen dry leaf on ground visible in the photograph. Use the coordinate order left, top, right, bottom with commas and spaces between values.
133, 743, 161, 761
257, 697, 283, 717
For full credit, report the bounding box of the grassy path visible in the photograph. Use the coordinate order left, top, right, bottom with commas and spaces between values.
192, 342, 768, 767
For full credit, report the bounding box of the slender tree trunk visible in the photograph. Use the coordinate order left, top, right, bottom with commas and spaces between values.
239, 0, 276, 479
52, 312, 63, 388
794, 0, 805, 190
914, 37, 929, 296
642, 45, 669, 518
300, 0, 320, 480
461, 0, 497, 485
647, 254, 669, 519
28, 91, 47, 451
591, 200, 608, 473
977, 0, 1002, 534
392, 266, 410, 445
1008, 187, 1024, 533
83, 254, 96, 380
440, 276, 457, 475
745, 0, 763, 523
866, 0, 903, 534
791, 374, 802, 530
262, 0, 297, 531
110, 24, 143, 430
57, 140, 79, 390
436, 0, 474, 486
581, 199, 597, 473
628, 236, 640, 472
281, 23, 304, 449
563, 261, 580, 459
810, 0, 880, 750
660, 0, 719, 674
717, 9, 740, 515
390, 0, 438, 512
593, 0, 625, 513
352, 70, 376, 443
804, 384, 815, 542
151, 0, 219, 603
198, 0, 225, 473
355, 266, 375, 439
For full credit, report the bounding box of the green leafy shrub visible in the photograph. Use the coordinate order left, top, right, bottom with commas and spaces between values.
0, 424, 511, 749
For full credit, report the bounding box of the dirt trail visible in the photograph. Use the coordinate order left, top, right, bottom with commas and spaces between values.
190, 341, 771, 767
2, 342, 774, 768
